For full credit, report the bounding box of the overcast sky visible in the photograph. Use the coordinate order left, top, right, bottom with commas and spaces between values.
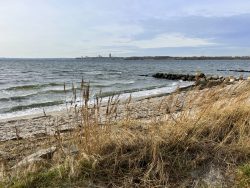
0, 0, 250, 57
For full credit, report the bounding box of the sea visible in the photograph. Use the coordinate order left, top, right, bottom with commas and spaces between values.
0, 58, 249, 120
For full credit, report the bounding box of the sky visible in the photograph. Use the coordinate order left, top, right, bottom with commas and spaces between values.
0, 0, 250, 57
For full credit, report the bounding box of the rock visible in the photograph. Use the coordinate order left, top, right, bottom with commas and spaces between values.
12, 146, 57, 169
195, 72, 206, 78
212, 75, 219, 80
224, 77, 230, 83
206, 76, 212, 81
199, 78, 206, 83
195, 78, 207, 86
229, 77, 235, 83
206, 80, 223, 88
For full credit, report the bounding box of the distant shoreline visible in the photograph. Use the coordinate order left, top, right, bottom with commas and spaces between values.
1, 56, 250, 60
74, 56, 250, 60
124, 56, 250, 60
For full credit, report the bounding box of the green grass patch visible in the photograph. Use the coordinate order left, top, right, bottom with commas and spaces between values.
8, 166, 70, 188
236, 163, 250, 187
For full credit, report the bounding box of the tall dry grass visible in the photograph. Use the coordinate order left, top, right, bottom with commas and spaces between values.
1, 80, 250, 187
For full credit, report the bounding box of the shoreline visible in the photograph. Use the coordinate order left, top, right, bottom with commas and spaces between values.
0, 80, 248, 142
0, 83, 195, 141
0, 81, 195, 123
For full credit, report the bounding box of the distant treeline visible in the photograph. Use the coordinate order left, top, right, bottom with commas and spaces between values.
124, 56, 250, 60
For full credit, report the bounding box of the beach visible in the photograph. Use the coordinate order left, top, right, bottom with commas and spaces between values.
1, 76, 250, 187
1, 79, 249, 148
0, 79, 249, 140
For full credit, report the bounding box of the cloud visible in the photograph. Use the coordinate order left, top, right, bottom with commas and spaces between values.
182, 0, 250, 17
0, 0, 250, 57
135, 13, 250, 47
131, 33, 215, 48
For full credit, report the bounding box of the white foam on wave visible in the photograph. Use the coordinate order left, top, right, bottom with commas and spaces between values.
83, 71, 105, 75
0, 81, 194, 120
118, 81, 192, 99
92, 80, 135, 87
0, 103, 66, 120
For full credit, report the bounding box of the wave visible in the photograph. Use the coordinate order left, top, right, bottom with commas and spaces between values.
6, 100, 64, 113
0, 88, 83, 102
92, 80, 135, 88
95, 84, 171, 98
0, 93, 37, 102
0, 81, 194, 120
3, 80, 135, 94
83, 70, 122, 76
0, 89, 70, 102
83, 71, 105, 75
115, 81, 194, 100
5, 83, 63, 91
52, 70, 72, 74
108, 71, 122, 75
0, 83, 184, 103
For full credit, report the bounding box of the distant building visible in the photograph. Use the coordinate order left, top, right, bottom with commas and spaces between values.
109, 53, 112, 58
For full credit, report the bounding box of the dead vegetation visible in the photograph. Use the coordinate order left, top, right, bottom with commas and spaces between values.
0, 80, 250, 187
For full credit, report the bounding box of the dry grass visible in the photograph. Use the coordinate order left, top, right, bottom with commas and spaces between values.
1, 80, 250, 187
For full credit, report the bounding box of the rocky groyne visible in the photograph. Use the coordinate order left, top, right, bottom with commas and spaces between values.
152, 72, 247, 88
153, 72, 205, 81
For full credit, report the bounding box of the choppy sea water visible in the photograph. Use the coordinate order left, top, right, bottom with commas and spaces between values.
0, 58, 249, 120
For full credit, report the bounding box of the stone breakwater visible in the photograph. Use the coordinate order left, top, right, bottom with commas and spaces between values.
153, 72, 246, 83
152, 72, 249, 89
153, 72, 205, 81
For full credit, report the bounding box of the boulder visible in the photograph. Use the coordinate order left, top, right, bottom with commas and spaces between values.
212, 75, 219, 80
195, 78, 207, 86
196, 72, 206, 78
224, 77, 230, 83
229, 76, 235, 83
